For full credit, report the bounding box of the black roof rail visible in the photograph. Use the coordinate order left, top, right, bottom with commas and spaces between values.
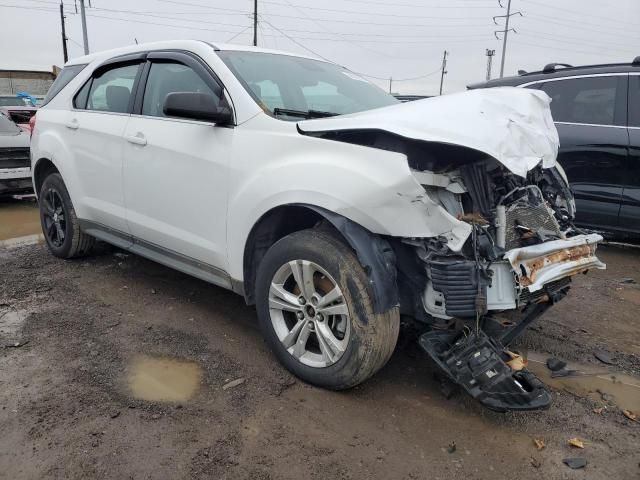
542, 63, 573, 73
517, 69, 528, 75
633, 56, 640, 66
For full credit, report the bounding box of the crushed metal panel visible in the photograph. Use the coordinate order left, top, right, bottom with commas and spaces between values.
298, 87, 559, 178
504, 233, 606, 292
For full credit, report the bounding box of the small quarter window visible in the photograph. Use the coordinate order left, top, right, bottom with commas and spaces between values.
73, 78, 92, 109
42, 64, 87, 106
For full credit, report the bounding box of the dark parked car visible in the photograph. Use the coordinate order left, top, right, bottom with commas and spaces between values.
469, 58, 640, 237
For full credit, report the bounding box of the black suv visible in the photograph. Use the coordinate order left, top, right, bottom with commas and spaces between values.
469, 58, 640, 237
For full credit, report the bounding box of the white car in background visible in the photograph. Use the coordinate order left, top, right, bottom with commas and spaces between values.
0, 111, 31, 195
30, 40, 605, 412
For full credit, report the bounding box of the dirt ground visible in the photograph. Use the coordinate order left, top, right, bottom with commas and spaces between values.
1, 198, 639, 480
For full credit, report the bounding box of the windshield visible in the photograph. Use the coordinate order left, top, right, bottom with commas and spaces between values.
0, 96, 32, 107
0, 113, 20, 134
217, 51, 398, 120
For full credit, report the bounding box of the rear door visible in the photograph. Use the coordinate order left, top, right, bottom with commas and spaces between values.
621, 73, 640, 233
67, 55, 144, 236
537, 74, 628, 231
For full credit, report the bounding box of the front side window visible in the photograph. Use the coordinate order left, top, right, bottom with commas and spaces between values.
217, 51, 398, 120
86, 63, 140, 113
540, 76, 620, 126
142, 61, 222, 118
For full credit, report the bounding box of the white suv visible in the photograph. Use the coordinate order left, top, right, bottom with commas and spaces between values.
31, 40, 605, 411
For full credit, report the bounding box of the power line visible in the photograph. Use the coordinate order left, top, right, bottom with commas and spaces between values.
493, 0, 522, 78
84, 12, 250, 35
260, 0, 494, 20
523, 0, 640, 29
261, 20, 442, 82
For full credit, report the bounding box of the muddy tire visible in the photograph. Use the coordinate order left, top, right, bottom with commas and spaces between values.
256, 229, 400, 390
39, 173, 95, 259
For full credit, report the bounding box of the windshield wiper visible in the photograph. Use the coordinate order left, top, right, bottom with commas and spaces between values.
272, 108, 339, 119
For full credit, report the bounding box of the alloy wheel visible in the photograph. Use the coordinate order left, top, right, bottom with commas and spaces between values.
41, 188, 66, 248
268, 260, 350, 368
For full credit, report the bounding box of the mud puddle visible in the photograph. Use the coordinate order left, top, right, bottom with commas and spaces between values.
0, 200, 40, 241
527, 352, 640, 412
127, 355, 203, 402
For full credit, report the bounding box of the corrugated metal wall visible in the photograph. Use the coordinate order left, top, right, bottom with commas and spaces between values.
0, 71, 55, 96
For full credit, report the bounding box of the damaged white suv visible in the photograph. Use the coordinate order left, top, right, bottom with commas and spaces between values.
31, 41, 605, 411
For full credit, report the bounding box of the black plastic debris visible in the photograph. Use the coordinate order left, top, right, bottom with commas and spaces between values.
620, 278, 636, 284
594, 350, 615, 365
563, 457, 587, 469
546, 357, 567, 371
419, 330, 551, 412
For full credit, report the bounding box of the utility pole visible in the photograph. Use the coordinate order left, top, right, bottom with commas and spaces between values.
485, 49, 495, 81
79, 0, 89, 54
253, 0, 258, 46
389, 77, 392, 94
59, 1, 68, 63
439, 50, 448, 95
494, 0, 522, 78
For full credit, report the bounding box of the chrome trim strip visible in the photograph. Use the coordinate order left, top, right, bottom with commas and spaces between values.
519, 72, 628, 88
554, 121, 627, 129
78, 219, 233, 290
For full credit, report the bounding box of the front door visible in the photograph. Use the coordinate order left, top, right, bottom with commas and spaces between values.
539, 75, 628, 232
122, 53, 233, 274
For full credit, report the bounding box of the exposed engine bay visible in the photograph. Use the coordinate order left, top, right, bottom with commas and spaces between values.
401, 156, 605, 411
297, 88, 606, 411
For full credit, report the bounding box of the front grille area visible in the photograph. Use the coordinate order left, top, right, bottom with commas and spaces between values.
0, 147, 30, 169
504, 187, 562, 250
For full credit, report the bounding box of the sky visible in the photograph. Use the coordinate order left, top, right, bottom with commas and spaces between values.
2, 0, 639, 95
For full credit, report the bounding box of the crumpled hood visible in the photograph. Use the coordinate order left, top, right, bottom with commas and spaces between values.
298, 87, 559, 178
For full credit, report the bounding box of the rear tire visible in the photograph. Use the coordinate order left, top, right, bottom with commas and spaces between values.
39, 173, 94, 259
256, 229, 399, 390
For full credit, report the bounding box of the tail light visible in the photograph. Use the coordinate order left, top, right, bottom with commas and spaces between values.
28, 113, 36, 138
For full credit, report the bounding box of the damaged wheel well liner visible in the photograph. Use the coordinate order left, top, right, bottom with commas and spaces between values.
241, 204, 398, 314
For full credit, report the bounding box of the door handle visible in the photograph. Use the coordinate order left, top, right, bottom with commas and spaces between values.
126, 133, 147, 146
65, 119, 79, 130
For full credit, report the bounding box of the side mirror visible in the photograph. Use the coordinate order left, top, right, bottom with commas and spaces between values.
163, 92, 232, 125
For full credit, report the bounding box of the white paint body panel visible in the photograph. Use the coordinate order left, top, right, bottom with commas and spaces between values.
31, 40, 566, 288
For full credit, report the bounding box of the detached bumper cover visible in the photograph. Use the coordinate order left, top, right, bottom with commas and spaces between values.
504, 233, 605, 293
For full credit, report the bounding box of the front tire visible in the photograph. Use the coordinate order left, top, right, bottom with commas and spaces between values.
39, 173, 94, 259
256, 229, 399, 390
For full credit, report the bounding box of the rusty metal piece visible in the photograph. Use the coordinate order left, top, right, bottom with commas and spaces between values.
517, 244, 596, 286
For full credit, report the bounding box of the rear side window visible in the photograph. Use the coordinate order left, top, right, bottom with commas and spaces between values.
540, 76, 621, 126
42, 64, 86, 106
84, 63, 140, 114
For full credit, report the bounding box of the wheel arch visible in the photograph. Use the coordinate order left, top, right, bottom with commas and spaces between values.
241, 203, 398, 314
33, 157, 60, 197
